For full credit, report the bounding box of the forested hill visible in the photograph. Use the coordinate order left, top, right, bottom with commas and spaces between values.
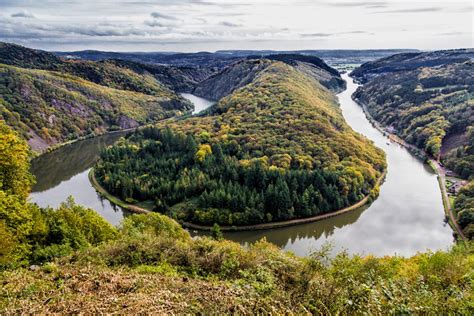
193, 56, 345, 101
0, 42, 201, 95
351, 49, 474, 83
352, 58, 473, 179
95, 61, 386, 226
0, 42, 193, 152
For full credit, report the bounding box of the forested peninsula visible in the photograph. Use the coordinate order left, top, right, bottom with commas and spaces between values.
94, 60, 386, 227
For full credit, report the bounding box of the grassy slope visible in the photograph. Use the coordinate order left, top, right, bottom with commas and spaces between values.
1, 212, 473, 314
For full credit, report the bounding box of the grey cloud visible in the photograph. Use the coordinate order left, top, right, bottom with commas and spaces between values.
11, 11, 35, 18
219, 21, 242, 27
150, 12, 177, 20
300, 33, 332, 38
437, 31, 468, 36
345, 31, 374, 35
144, 20, 171, 28
300, 30, 373, 38
324, 1, 388, 8
378, 7, 442, 14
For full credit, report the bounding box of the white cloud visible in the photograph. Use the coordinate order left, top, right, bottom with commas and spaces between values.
0, 0, 471, 51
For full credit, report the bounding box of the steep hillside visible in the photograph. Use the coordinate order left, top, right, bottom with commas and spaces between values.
0, 43, 193, 152
351, 49, 474, 83
104, 59, 216, 92
193, 56, 345, 101
193, 59, 272, 100
249, 54, 345, 92
0, 42, 195, 96
353, 61, 473, 178
94, 61, 386, 226
0, 64, 192, 152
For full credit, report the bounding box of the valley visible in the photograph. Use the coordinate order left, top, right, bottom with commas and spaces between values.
2, 0, 474, 312
1, 44, 472, 314
29, 73, 454, 257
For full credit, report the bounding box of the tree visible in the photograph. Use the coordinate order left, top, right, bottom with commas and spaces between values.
211, 223, 223, 240
0, 121, 35, 262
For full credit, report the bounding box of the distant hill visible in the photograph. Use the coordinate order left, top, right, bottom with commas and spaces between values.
54, 48, 417, 69
351, 49, 474, 83
352, 51, 473, 179
0, 42, 197, 95
0, 42, 193, 152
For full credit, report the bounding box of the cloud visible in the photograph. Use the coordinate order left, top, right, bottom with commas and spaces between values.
342, 30, 373, 35
11, 11, 35, 18
146, 11, 180, 27
219, 21, 242, 27
300, 33, 332, 38
150, 12, 177, 20
377, 7, 442, 14
323, 1, 388, 8
300, 30, 373, 38
437, 31, 469, 36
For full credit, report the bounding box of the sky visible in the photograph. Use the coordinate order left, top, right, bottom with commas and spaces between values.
0, 0, 472, 52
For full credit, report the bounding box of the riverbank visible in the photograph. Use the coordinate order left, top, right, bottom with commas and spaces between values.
88, 169, 150, 215
89, 167, 386, 231
31, 127, 138, 160
351, 96, 466, 241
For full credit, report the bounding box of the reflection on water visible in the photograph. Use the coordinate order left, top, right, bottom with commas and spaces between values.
31, 132, 126, 192
29, 82, 453, 256
30, 132, 131, 226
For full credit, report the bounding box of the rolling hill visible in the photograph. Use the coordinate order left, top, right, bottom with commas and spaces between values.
0, 43, 193, 152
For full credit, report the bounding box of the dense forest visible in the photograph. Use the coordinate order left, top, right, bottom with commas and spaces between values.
454, 182, 474, 239
0, 43, 194, 152
0, 120, 472, 314
95, 61, 386, 226
353, 61, 473, 178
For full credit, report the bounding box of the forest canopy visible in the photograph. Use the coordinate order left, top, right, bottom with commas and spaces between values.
95, 61, 386, 226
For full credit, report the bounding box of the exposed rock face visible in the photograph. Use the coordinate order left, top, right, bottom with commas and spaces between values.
118, 116, 139, 129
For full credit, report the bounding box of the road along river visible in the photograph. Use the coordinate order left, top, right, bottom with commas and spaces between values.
30, 78, 454, 256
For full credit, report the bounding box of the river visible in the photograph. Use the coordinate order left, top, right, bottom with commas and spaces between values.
29, 77, 454, 256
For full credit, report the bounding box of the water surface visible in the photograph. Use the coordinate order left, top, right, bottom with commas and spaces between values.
222, 74, 453, 256
181, 93, 215, 114
30, 81, 453, 256
30, 94, 216, 226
